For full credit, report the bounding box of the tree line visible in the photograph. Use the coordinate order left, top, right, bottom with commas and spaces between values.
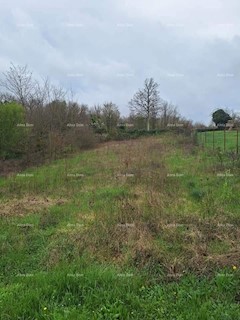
0, 64, 192, 163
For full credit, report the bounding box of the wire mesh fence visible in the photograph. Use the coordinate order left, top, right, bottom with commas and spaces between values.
197, 129, 239, 153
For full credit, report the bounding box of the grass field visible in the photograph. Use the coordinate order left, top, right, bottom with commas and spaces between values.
0, 133, 240, 319
197, 130, 240, 152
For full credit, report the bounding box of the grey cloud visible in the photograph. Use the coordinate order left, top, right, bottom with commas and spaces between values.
0, 0, 240, 123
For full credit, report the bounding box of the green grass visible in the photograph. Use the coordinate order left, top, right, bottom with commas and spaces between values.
165, 145, 240, 217
0, 133, 240, 319
0, 265, 239, 319
197, 130, 240, 152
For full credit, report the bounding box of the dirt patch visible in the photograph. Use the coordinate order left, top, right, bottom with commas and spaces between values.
0, 197, 67, 217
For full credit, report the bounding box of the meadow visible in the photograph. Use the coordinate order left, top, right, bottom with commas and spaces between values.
0, 132, 240, 319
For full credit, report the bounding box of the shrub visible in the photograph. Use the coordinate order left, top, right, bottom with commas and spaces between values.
0, 102, 26, 159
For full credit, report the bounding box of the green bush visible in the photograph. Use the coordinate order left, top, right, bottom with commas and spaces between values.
114, 129, 167, 140
0, 102, 26, 159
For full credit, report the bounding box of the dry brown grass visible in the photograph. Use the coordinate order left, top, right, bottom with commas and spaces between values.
4, 134, 239, 276
82, 136, 240, 275
0, 197, 67, 217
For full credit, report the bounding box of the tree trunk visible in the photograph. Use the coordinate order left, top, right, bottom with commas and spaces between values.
147, 116, 150, 131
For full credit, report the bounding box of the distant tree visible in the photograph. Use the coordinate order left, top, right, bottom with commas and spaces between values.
228, 109, 240, 128
212, 109, 232, 128
0, 64, 35, 109
102, 102, 120, 134
129, 78, 162, 131
45, 100, 68, 131
89, 105, 106, 134
129, 113, 146, 130
0, 92, 16, 104
0, 102, 26, 159
194, 122, 206, 129
0, 64, 67, 113
160, 101, 179, 128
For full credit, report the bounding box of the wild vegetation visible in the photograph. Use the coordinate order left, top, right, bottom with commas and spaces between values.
1, 64, 240, 319
0, 65, 193, 180
0, 132, 239, 319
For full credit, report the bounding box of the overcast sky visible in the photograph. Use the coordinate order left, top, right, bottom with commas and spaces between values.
0, 0, 240, 123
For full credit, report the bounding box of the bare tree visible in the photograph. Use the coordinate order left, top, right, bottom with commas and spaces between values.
129, 78, 162, 131
29, 77, 66, 108
0, 63, 36, 109
0, 92, 16, 103
0, 64, 67, 112
161, 101, 179, 128
102, 102, 120, 134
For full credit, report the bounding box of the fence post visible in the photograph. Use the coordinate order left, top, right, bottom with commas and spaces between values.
224, 128, 226, 151
213, 130, 215, 150
237, 129, 239, 154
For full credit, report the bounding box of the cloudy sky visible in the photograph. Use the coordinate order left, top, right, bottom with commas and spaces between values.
1, 0, 240, 123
